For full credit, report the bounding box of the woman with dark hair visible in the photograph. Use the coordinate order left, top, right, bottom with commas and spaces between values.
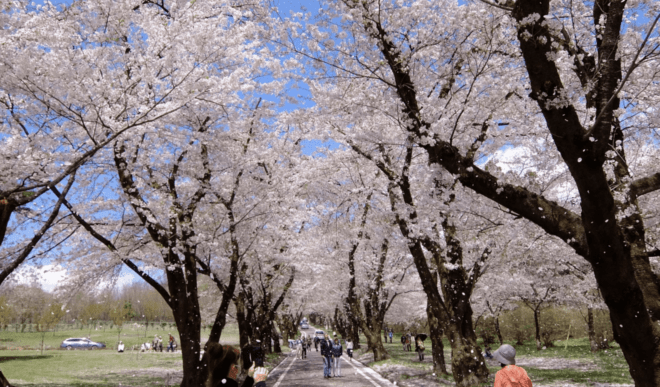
202, 343, 269, 387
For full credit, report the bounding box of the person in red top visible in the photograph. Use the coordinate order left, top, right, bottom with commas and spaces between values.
493, 344, 533, 387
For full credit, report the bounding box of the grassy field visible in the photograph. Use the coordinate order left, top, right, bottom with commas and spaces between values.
0, 350, 183, 386
361, 333, 633, 386
0, 323, 240, 351
0, 323, 249, 386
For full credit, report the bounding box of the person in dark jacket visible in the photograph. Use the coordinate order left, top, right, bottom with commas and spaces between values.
401, 334, 407, 351
415, 337, 425, 361
331, 338, 343, 377
320, 334, 334, 378
314, 335, 320, 351
202, 342, 268, 387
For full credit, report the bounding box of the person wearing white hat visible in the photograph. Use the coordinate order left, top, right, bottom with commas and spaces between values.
493, 344, 533, 387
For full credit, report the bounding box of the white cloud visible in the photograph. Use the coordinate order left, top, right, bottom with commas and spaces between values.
11, 264, 138, 293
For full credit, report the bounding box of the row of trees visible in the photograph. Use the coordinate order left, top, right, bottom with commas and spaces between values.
0, 0, 659, 386
0, 283, 173, 329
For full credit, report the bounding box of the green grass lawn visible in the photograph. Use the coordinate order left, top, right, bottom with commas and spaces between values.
0, 350, 183, 386
0, 324, 246, 386
0, 323, 241, 351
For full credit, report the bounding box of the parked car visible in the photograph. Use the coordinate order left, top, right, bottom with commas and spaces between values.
60, 338, 106, 350
315, 330, 324, 338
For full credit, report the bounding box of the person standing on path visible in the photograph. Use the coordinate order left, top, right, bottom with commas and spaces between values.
401, 334, 407, 351
405, 333, 412, 352
320, 334, 334, 379
388, 330, 393, 343
346, 339, 354, 362
332, 338, 343, 377
493, 344, 533, 387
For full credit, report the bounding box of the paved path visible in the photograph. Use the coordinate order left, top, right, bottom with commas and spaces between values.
269, 326, 395, 387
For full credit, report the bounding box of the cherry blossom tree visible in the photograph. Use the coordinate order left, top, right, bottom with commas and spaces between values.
36, 0, 287, 385
285, 0, 660, 383
0, 0, 179, 287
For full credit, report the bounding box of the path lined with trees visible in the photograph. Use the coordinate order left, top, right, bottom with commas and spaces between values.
0, 0, 658, 386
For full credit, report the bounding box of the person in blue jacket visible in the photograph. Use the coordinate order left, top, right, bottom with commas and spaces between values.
331, 338, 343, 377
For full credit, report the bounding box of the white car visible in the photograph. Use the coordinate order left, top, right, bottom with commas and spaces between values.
301, 323, 309, 329
315, 330, 324, 338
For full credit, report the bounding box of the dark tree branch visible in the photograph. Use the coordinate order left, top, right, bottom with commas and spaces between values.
0, 175, 75, 286
49, 184, 172, 307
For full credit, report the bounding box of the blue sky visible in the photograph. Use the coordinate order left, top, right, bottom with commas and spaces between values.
17, 0, 329, 292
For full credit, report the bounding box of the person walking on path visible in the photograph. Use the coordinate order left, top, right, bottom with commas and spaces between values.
405, 333, 412, 352
167, 333, 174, 352
320, 334, 334, 379
493, 344, 533, 387
388, 330, 393, 343
331, 338, 343, 377
415, 336, 425, 361
401, 334, 407, 351
300, 334, 307, 359
314, 335, 320, 352
346, 339, 354, 362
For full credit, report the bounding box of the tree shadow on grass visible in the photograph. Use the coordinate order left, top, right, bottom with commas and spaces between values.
0, 355, 52, 363
14, 373, 180, 387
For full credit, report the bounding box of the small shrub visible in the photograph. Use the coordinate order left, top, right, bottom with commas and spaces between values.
500, 307, 534, 345
475, 316, 497, 345
539, 307, 572, 348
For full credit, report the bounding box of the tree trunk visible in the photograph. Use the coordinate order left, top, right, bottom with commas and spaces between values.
427, 301, 448, 375
362, 324, 390, 362
444, 324, 489, 387
272, 324, 282, 353
205, 258, 239, 347
164, 266, 204, 387
534, 308, 542, 351
494, 316, 503, 346
587, 307, 599, 353
350, 321, 361, 350
412, 238, 489, 387
235, 296, 251, 349
234, 294, 252, 371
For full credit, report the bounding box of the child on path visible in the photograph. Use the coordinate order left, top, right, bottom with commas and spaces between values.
493, 344, 533, 387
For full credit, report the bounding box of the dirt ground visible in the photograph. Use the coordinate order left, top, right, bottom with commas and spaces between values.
370, 356, 633, 387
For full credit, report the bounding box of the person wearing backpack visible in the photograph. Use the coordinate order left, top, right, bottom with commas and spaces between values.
346, 339, 354, 362
493, 344, 533, 387
415, 337, 425, 361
